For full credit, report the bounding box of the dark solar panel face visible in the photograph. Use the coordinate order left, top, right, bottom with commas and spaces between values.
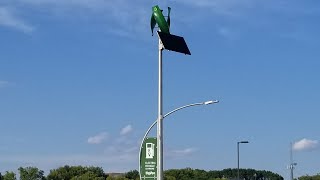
157, 31, 191, 55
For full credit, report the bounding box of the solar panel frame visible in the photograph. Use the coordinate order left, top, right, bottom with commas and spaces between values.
157, 31, 191, 55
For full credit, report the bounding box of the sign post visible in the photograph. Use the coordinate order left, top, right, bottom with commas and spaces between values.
140, 137, 157, 180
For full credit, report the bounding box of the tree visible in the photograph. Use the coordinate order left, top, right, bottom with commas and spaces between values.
18, 167, 45, 180
299, 174, 320, 180
71, 172, 105, 180
164, 175, 176, 180
193, 169, 209, 180
106, 176, 128, 180
2, 171, 16, 180
163, 168, 283, 180
124, 170, 139, 180
47, 165, 106, 180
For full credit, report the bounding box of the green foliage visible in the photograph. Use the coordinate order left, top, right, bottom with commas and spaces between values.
18, 167, 45, 180
124, 170, 139, 180
71, 171, 105, 180
165, 168, 197, 180
47, 166, 105, 180
299, 174, 320, 180
2, 171, 16, 180
164, 174, 176, 180
1, 166, 287, 180
106, 176, 128, 180
164, 168, 283, 180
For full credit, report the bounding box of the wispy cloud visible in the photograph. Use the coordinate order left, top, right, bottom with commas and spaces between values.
0, 80, 10, 88
8, 0, 149, 37
89, 126, 138, 162
0, 133, 140, 172
120, 125, 133, 136
3, 0, 314, 40
0, 127, 196, 173
175, 0, 256, 16
167, 147, 198, 157
216, 26, 239, 40
87, 132, 108, 144
17, 0, 112, 8
0, 7, 34, 33
293, 138, 319, 151
0, 153, 137, 173
115, 136, 134, 146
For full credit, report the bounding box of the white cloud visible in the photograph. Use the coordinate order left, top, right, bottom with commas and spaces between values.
120, 125, 133, 136
87, 132, 108, 144
0, 81, 10, 88
178, 0, 235, 8
16, 0, 115, 13
123, 146, 138, 153
217, 26, 239, 40
168, 147, 198, 157
104, 145, 138, 154
115, 136, 134, 145
0, 126, 140, 171
293, 138, 319, 151
0, 153, 137, 173
18, 0, 110, 7
175, 0, 256, 16
0, 7, 34, 33
10, 0, 149, 37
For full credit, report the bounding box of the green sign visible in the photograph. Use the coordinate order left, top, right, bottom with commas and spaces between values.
140, 137, 157, 180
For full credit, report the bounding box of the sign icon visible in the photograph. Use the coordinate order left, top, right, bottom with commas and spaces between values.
146, 143, 155, 159
140, 137, 157, 179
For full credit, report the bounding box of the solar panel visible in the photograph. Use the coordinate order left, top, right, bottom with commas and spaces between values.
157, 31, 191, 55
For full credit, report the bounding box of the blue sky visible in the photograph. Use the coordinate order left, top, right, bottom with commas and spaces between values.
0, 0, 319, 179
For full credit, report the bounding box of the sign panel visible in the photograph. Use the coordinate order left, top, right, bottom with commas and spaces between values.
140, 137, 157, 180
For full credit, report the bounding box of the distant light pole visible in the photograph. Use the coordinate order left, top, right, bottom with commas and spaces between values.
289, 142, 297, 180
237, 141, 249, 180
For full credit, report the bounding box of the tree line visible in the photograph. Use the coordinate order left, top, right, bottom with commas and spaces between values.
7, 165, 320, 180
164, 168, 283, 180
298, 174, 320, 180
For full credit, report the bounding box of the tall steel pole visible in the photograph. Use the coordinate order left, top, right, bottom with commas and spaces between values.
290, 142, 293, 180
237, 141, 249, 180
157, 37, 164, 180
237, 142, 240, 180
289, 142, 297, 180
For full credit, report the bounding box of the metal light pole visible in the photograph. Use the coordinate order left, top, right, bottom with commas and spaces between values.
149, 5, 192, 180
157, 36, 164, 180
237, 141, 249, 180
290, 142, 293, 180
139, 100, 219, 180
289, 142, 297, 180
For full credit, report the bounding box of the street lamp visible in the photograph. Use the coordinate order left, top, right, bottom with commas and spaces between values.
151, 5, 191, 180
288, 142, 297, 180
139, 100, 219, 180
237, 141, 249, 180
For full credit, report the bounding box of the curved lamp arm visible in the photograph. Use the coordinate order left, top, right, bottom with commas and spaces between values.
139, 100, 219, 179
